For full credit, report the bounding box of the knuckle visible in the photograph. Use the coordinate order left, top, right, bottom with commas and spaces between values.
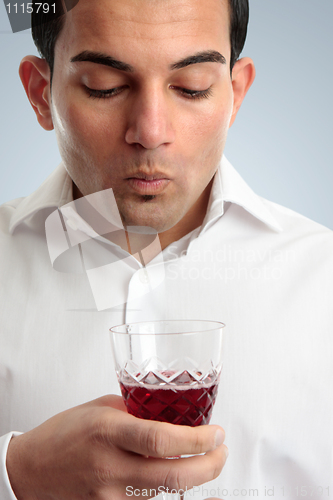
90, 414, 113, 449
192, 429, 204, 452
93, 465, 115, 487
144, 425, 170, 456
163, 466, 189, 492
210, 453, 225, 481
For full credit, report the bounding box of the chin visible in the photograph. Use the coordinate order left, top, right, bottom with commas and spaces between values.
121, 213, 177, 234
119, 201, 176, 232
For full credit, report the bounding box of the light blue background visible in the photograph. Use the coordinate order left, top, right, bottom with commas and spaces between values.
1, 1, 332, 228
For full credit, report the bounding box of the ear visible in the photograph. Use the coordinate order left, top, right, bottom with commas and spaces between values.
229, 57, 256, 127
19, 56, 54, 131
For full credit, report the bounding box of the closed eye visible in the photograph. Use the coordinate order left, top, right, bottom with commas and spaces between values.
172, 86, 213, 100
85, 85, 213, 101
85, 86, 126, 99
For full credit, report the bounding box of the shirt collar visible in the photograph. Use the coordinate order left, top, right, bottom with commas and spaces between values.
9, 163, 72, 234
201, 156, 282, 233
9, 157, 282, 235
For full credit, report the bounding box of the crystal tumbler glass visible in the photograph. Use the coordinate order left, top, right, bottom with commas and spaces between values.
110, 320, 225, 427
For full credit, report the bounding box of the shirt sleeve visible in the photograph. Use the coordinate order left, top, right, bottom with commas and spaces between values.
0, 432, 23, 500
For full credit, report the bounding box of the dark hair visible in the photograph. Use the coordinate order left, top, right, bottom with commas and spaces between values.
31, 0, 65, 79
229, 0, 249, 70
31, 0, 249, 80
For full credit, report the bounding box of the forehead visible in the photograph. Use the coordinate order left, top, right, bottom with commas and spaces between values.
58, 0, 231, 65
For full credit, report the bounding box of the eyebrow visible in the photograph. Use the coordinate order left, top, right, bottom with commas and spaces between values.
70, 49, 226, 72
170, 50, 226, 70
70, 51, 135, 72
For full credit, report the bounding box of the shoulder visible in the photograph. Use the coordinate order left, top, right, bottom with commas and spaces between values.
259, 196, 333, 262
261, 196, 332, 237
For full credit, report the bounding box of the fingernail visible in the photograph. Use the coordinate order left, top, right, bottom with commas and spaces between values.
225, 446, 229, 458
214, 429, 224, 447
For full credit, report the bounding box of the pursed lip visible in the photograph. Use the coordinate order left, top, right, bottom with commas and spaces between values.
127, 172, 170, 181
126, 172, 171, 194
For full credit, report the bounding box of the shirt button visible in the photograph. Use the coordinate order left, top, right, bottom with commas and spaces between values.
138, 268, 149, 284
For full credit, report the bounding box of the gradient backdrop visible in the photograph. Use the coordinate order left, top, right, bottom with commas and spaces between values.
1, 1, 332, 228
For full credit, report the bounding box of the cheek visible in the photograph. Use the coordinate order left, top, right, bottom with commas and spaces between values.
183, 105, 232, 159
52, 95, 119, 159
181, 92, 233, 154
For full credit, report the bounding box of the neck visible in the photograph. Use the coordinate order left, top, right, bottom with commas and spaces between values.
158, 178, 213, 251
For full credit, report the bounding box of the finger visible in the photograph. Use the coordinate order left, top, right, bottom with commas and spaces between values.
108, 411, 225, 457
117, 443, 228, 492
95, 394, 128, 412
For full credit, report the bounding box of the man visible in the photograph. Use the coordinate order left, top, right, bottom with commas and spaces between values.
0, 1, 332, 499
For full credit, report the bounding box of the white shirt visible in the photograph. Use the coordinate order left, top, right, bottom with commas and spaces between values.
1, 157, 333, 500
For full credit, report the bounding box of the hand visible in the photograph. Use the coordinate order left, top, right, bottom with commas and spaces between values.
6, 395, 228, 500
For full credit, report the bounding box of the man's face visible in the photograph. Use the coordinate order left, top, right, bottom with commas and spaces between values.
51, 0, 234, 232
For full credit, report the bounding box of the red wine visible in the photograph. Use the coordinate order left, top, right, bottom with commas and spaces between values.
119, 370, 219, 426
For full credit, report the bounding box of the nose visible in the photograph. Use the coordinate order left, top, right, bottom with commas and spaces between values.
125, 86, 175, 150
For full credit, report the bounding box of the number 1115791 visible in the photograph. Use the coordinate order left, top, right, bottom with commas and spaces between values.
280, 486, 330, 497
6, 3, 56, 14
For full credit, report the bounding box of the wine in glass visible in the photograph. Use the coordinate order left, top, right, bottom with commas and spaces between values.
110, 319, 225, 430
110, 320, 225, 500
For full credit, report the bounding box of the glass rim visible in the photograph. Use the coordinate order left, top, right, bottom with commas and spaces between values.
109, 319, 225, 335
